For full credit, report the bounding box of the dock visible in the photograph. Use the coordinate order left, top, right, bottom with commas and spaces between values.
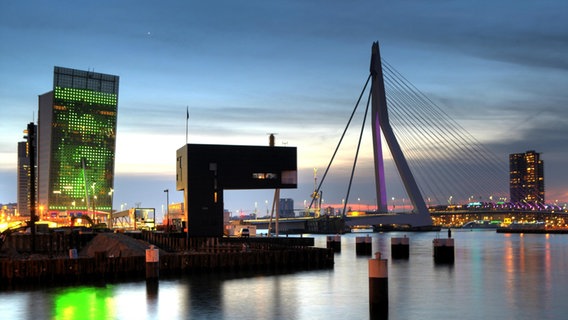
0, 232, 333, 287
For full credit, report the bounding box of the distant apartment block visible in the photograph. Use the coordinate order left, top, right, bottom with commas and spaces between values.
509, 150, 544, 204
38, 67, 119, 216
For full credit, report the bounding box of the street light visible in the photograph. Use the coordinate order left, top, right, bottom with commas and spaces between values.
108, 188, 114, 213
164, 189, 169, 231
108, 188, 114, 228
91, 182, 96, 219
93, 196, 97, 222
53, 190, 61, 217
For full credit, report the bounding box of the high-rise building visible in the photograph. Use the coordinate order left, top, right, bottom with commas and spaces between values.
279, 198, 295, 218
38, 67, 119, 217
509, 150, 544, 204
17, 124, 36, 217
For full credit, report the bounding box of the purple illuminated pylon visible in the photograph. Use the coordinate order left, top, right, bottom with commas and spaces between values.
369, 42, 432, 226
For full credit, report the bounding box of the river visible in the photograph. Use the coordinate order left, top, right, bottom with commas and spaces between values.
2, 230, 567, 319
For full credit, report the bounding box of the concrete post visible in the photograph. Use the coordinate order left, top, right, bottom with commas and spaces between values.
326, 235, 341, 252
356, 235, 372, 255
433, 238, 454, 264
391, 235, 409, 259
146, 245, 160, 279
369, 252, 388, 318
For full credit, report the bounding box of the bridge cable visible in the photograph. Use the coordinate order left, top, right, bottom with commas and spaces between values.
342, 83, 372, 216
384, 68, 475, 202
382, 59, 508, 203
383, 75, 458, 203
307, 74, 372, 211
385, 70, 498, 202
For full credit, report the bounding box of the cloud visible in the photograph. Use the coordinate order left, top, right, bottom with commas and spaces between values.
2, 0, 567, 211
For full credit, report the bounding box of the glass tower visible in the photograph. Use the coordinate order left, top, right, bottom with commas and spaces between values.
509, 150, 544, 205
38, 67, 119, 216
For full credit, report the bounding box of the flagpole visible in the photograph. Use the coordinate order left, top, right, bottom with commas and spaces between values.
185, 106, 189, 144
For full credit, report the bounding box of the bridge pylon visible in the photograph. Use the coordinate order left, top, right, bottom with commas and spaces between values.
368, 42, 432, 227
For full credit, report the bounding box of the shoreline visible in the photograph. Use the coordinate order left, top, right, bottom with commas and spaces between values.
0, 233, 334, 288
496, 228, 568, 234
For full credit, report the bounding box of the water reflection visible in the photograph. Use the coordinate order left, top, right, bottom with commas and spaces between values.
146, 280, 159, 317
187, 273, 224, 318
2, 232, 568, 319
52, 285, 116, 320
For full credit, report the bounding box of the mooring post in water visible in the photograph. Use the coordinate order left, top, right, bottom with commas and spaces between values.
433, 238, 454, 264
391, 235, 410, 259
369, 252, 388, 318
146, 245, 160, 280
356, 235, 372, 255
326, 235, 341, 252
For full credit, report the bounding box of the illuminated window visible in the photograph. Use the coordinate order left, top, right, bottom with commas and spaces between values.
252, 173, 278, 180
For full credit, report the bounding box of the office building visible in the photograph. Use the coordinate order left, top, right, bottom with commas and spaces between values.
176, 144, 297, 237
17, 124, 36, 217
279, 198, 295, 218
38, 67, 119, 217
509, 150, 544, 204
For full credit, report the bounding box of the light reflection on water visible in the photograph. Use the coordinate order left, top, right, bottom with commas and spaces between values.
1, 231, 568, 319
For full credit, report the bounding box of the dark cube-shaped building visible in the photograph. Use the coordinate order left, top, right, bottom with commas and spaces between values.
176, 144, 297, 237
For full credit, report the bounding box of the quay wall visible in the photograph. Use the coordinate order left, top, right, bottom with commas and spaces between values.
1, 247, 333, 287
1, 232, 332, 287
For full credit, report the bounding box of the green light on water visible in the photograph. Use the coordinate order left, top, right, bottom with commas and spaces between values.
53, 286, 115, 320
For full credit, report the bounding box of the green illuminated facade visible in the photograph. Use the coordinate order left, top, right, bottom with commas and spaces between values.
38, 67, 119, 215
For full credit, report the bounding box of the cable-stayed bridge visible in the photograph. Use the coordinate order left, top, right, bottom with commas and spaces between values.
312, 42, 511, 228
247, 42, 564, 233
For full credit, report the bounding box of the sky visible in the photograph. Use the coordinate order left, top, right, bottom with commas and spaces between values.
1, 0, 567, 220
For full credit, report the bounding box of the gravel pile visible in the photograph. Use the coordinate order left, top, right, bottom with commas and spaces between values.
79, 233, 160, 258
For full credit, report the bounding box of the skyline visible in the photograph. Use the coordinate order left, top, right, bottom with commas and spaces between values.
1, 1, 567, 220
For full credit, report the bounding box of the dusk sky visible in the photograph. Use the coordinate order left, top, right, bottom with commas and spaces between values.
1, 1, 567, 219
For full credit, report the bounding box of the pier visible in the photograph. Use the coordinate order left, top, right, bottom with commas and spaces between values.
0, 231, 333, 287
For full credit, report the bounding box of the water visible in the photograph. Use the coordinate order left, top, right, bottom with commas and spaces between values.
2, 231, 568, 319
